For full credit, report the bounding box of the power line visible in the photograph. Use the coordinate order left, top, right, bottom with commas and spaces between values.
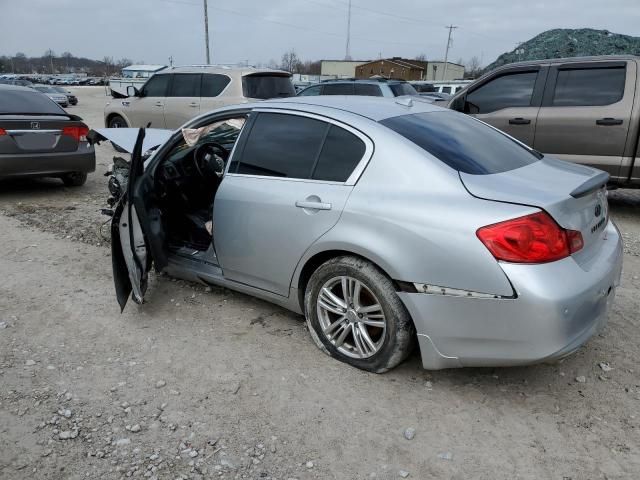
158, 0, 438, 49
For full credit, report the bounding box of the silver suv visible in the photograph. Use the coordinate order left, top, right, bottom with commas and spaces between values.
104, 66, 295, 130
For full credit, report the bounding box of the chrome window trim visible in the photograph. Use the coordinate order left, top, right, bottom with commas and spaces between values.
225, 107, 374, 186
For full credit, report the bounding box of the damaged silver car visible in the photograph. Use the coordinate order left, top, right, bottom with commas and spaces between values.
93, 96, 623, 373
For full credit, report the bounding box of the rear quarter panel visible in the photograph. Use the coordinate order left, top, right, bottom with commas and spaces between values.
293, 125, 538, 297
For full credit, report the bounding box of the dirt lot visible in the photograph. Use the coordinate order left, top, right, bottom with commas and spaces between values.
1, 87, 639, 480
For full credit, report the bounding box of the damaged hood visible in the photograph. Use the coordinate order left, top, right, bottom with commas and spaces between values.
88, 128, 174, 153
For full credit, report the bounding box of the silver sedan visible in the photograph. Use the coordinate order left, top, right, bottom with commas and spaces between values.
93, 96, 623, 372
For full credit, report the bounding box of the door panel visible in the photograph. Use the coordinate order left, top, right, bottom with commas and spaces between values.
163, 73, 202, 129
163, 97, 200, 129
534, 62, 635, 179
475, 106, 539, 146
465, 69, 544, 147
213, 175, 353, 296
127, 97, 167, 129
127, 74, 170, 128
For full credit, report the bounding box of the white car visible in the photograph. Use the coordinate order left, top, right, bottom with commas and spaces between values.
104, 66, 295, 130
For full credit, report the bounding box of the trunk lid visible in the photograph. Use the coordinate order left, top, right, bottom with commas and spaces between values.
0, 115, 84, 154
460, 157, 610, 264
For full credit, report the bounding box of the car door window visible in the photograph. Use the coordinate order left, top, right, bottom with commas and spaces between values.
323, 83, 355, 95
466, 71, 538, 113
202, 74, 231, 97
168, 74, 201, 97
234, 113, 328, 178
142, 74, 170, 97
298, 85, 322, 96
312, 125, 366, 182
354, 84, 382, 96
552, 66, 625, 107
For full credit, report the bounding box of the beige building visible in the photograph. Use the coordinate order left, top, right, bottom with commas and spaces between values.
320, 60, 370, 78
355, 58, 465, 81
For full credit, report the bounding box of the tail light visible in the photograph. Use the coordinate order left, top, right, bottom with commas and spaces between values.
477, 211, 583, 264
62, 125, 89, 142
0, 128, 6, 136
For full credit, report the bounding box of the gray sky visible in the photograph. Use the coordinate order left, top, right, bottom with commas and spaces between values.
1, 0, 638, 67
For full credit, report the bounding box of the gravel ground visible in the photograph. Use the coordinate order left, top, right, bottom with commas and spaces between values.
1, 87, 639, 479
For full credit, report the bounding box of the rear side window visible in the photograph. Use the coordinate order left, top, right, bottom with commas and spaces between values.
236, 113, 327, 178
298, 85, 322, 96
323, 83, 354, 95
552, 66, 625, 106
202, 74, 230, 97
465, 71, 538, 113
312, 126, 366, 181
168, 74, 201, 97
242, 74, 295, 99
381, 111, 539, 175
389, 83, 418, 96
0, 89, 65, 114
142, 74, 170, 97
354, 84, 382, 96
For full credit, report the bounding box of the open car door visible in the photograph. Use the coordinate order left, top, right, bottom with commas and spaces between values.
88, 127, 172, 311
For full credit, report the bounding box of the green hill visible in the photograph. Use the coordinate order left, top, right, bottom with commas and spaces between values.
486, 28, 640, 71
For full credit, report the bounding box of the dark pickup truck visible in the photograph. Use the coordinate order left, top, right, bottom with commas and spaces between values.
447, 55, 640, 187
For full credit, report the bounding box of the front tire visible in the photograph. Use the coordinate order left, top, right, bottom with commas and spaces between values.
108, 115, 128, 153
304, 256, 415, 373
61, 172, 88, 187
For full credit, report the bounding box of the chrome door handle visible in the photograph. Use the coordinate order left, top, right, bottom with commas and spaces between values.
155, 102, 163, 107
295, 201, 332, 210
189, 102, 199, 108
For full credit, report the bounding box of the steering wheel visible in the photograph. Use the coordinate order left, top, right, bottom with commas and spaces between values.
193, 142, 229, 179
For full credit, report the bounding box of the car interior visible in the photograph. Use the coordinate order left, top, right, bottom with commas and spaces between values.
154, 116, 246, 252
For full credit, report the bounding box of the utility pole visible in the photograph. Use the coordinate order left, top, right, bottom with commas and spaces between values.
442, 25, 458, 80
203, 0, 211, 64
345, 0, 352, 60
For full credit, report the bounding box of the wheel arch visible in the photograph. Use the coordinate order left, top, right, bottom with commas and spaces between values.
293, 247, 414, 313
105, 112, 129, 128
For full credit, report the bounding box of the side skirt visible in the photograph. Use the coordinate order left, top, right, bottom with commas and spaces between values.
164, 254, 304, 315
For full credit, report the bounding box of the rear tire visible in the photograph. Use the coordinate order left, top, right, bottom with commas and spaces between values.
61, 172, 87, 187
108, 115, 128, 153
304, 256, 415, 373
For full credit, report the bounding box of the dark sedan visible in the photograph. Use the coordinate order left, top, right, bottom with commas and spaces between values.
0, 85, 95, 186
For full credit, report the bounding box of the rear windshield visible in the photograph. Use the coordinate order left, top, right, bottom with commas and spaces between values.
0, 89, 66, 115
242, 74, 295, 99
389, 83, 418, 96
380, 111, 540, 175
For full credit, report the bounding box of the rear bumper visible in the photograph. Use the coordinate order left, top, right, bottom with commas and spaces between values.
0, 144, 96, 178
399, 221, 623, 369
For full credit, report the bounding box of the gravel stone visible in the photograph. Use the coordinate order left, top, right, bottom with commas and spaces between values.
403, 427, 416, 440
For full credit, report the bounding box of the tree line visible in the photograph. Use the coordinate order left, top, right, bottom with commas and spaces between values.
0, 49, 485, 79
0, 51, 143, 76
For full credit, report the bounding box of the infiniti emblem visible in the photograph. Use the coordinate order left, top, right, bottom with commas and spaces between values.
30, 121, 40, 129
595, 203, 602, 217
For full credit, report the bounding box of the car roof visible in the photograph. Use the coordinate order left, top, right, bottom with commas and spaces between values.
258, 95, 444, 121
494, 54, 639, 70
155, 66, 291, 77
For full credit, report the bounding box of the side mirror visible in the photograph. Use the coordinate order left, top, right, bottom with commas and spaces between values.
126, 85, 140, 97
449, 93, 466, 112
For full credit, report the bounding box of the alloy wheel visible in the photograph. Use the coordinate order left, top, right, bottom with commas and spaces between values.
316, 276, 387, 359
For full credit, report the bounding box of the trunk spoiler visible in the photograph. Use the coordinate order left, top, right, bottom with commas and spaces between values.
569, 171, 609, 198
